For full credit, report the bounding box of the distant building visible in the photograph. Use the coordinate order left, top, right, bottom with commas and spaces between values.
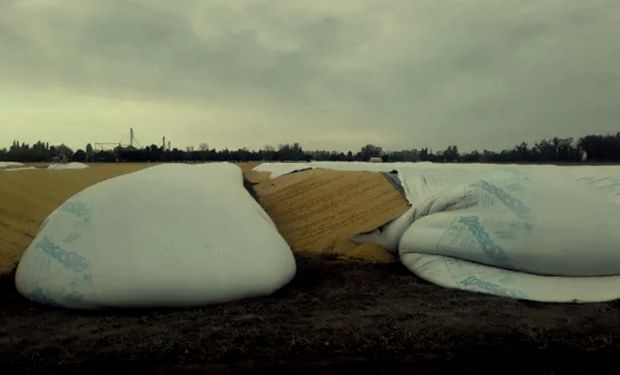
369, 157, 383, 163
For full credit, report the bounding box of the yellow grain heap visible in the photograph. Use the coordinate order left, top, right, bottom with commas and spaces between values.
0, 164, 150, 276
248, 168, 410, 263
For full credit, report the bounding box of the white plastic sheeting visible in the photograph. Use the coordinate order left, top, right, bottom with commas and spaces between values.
253, 162, 314, 178
352, 208, 415, 253
255, 162, 620, 302
2, 167, 36, 172
16, 163, 296, 308
47, 162, 90, 170
0, 162, 25, 169
403, 254, 620, 303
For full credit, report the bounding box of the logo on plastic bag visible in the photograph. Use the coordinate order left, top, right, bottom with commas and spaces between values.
460, 275, 526, 299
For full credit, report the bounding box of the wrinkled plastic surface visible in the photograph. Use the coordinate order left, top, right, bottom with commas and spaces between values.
47, 162, 90, 170
256, 162, 620, 302
351, 208, 415, 253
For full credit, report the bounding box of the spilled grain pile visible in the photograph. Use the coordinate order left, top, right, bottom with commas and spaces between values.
249, 168, 410, 262
0, 164, 151, 275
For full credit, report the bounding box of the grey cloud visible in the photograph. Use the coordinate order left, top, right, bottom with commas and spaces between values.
1, 0, 619, 151
1, 0, 370, 103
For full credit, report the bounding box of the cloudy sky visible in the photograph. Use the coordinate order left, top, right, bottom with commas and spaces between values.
1, 0, 619, 152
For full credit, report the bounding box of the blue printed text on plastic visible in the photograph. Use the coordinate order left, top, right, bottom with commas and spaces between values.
62, 232, 81, 244
60, 200, 90, 218
460, 275, 526, 299
35, 236, 89, 273
30, 288, 60, 306
458, 216, 510, 266
470, 180, 530, 219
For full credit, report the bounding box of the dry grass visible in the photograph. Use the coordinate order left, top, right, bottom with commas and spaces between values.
0, 164, 151, 275
250, 168, 409, 263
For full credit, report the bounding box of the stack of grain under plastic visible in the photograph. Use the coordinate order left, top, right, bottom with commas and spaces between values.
15, 163, 296, 308
245, 167, 410, 262
46, 162, 90, 170
254, 162, 620, 303
0, 164, 149, 276
0, 162, 25, 169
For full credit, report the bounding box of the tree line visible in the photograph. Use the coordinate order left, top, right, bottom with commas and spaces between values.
1, 133, 619, 164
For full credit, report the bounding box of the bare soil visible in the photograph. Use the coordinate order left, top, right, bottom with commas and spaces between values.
2, 253, 620, 374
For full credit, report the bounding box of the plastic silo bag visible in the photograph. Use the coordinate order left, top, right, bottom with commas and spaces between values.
16, 163, 296, 309
398, 166, 620, 302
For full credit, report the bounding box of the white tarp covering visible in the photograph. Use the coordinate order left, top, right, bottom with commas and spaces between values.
16, 163, 296, 308
254, 162, 315, 178
47, 162, 90, 170
254, 162, 620, 302
0, 162, 25, 169
2, 167, 36, 172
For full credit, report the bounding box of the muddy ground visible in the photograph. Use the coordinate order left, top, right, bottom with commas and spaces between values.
2, 254, 620, 374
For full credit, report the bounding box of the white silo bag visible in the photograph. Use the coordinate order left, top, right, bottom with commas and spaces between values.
16, 163, 296, 309
399, 166, 620, 302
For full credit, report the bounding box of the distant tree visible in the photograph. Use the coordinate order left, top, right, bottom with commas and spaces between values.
442, 145, 459, 162
54, 144, 74, 162
261, 145, 276, 161
3, 132, 620, 164
85, 143, 94, 161
144, 144, 163, 161
532, 137, 580, 162
359, 144, 383, 161
419, 148, 430, 161
578, 133, 620, 162
480, 150, 498, 163
461, 150, 481, 163
72, 149, 86, 162
94, 150, 117, 162
168, 148, 185, 161
275, 143, 308, 161
512, 142, 531, 162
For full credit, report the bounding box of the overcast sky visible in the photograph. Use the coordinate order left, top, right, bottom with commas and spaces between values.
1, 0, 619, 152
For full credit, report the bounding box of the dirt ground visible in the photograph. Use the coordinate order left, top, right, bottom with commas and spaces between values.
2, 253, 620, 374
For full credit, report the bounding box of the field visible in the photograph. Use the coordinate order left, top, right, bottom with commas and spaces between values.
1, 163, 620, 373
